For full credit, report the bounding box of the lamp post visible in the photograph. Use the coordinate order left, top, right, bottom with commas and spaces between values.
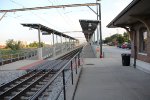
97, 0, 103, 58
96, 0, 99, 46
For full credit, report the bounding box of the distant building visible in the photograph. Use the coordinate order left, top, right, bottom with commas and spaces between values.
107, 0, 150, 72
0, 45, 5, 49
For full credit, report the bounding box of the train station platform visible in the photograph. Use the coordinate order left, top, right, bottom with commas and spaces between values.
74, 45, 150, 100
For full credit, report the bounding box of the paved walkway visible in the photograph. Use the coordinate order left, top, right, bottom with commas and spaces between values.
74, 46, 150, 100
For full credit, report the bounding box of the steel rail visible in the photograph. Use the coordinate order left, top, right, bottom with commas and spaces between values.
0, 47, 82, 99
0, 47, 74, 90
30, 47, 83, 100
14, 48, 81, 100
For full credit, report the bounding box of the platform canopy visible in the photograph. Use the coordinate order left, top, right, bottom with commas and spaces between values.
21, 23, 77, 40
107, 0, 150, 28
79, 20, 100, 42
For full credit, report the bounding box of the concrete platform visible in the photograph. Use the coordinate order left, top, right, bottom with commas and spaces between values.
74, 46, 150, 100
0, 60, 40, 70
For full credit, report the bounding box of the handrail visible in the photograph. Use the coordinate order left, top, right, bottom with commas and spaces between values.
30, 48, 82, 100
0, 49, 37, 65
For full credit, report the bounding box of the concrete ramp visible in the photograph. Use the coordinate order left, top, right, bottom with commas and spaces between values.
83, 44, 96, 58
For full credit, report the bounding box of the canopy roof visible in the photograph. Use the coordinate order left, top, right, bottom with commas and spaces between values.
21, 23, 77, 40
107, 0, 150, 28
79, 19, 100, 41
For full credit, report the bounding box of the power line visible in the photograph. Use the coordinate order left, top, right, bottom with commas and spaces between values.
52, 0, 74, 31
8, 0, 62, 30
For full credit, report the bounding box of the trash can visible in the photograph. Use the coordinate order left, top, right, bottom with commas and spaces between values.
121, 53, 131, 66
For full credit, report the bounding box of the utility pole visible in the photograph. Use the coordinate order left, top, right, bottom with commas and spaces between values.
98, 3, 103, 58
96, 0, 102, 58
96, 0, 99, 46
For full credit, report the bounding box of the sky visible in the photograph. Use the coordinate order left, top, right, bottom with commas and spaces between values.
0, 0, 133, 45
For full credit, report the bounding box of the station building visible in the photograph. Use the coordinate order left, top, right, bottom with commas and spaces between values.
107, 0, 150, 72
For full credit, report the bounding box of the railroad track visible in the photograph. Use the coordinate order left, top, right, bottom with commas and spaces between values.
0, 47, 82, 100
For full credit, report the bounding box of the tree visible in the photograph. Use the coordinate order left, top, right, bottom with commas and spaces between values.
104, 33, 129, 45
123, 32, 130, 42
103, 37, 111, 43
116, 34, 125, 44
5, 39, 23, 50
28, 41, 45, 48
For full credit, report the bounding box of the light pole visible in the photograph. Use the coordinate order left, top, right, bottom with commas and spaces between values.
96, 0, 103, 58
96, 0, 99, 46
98, 2, 103, 58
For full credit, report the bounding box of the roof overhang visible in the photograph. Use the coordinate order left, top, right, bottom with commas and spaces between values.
21, 23, 78, 40
107, 0, 150, 28
79, 19, 100, 41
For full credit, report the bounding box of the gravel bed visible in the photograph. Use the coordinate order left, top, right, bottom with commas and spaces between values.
0, 70, 27, 86
38, 69, 73, 100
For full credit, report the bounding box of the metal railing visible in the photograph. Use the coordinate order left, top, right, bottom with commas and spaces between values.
0, 50, 37, 66
30, 47, 83, 100
42, 43, 76, 59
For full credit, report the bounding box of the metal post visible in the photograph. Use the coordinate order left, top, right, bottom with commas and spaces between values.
75, 57, 77, 74
94, 32, 95, 44
103, 52, 105, 58
53, 33, 55, 45
62, 70, 66, 100
56, 35, 58, 44
96, 1, 99, 46
69, 37, 71, 50
88, 33, 90, 42
78, 54, 80, 66
53, 32, 56, 56
0, 12, 7, 21
61, 33, 63, 53
71, 61, 74, 85
65, 36, 67, 51
133, 31, 137, 68
98, 3, 103, 58
0, 52, 2, 65
73, 40, 74, 48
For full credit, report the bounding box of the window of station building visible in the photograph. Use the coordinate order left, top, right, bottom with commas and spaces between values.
139, 27, 148, 53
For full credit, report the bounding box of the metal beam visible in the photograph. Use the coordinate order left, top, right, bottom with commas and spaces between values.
0, 12, 7, 21
87, 6, 98, 16
0, 3, 98, 13
62, 31, 82, 33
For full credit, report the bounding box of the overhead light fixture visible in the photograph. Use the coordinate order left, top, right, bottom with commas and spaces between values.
88, 28, 91, 30
29, 27, 32, 30
88, 23, 92, 27
42, 31, 50, 35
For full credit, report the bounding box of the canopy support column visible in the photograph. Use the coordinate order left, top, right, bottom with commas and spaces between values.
37, 25, 42, 60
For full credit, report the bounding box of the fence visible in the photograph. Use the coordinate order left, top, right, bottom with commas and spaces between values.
0, 50, 37, 66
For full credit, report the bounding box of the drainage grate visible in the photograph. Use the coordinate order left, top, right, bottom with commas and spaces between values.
85, 64, 94, 65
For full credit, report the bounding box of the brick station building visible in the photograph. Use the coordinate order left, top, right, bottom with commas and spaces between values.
107, 0, 150, 72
